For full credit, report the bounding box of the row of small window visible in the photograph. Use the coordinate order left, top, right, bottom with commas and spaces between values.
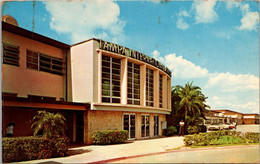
2, 43, 63, 76
27, 50, 63, 75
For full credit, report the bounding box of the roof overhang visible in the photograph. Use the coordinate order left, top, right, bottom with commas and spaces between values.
2, 21, 70, 49
2, 96, 90, 111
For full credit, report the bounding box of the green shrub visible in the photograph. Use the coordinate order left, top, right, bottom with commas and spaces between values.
184, 131, 259, 147
51, 137, 70, 157
2, 136, 69, 163
198, 125, 207, 132
245, 132, 259, 143
216, 136, 246, 145
187, 126, 199, 134
92, 130, 128, 145
166, 126, 177, 136
183, 135, 193, 146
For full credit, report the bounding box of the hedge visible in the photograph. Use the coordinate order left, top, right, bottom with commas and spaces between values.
244, 132, 259, 143
2, 136, 69, 163
187, 126, 199, 134
184, 131, 259, 146
166, 126, 177, 136
92, 130, 128, 145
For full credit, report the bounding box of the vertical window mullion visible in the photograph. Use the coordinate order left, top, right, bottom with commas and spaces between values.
110, 57, 112, 103
38, 53, 40, 71
147, 69, 149, 106
50, 57, 53, 72
132, 63, 134, 105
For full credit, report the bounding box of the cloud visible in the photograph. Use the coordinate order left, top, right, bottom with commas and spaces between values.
225, 1, 259, 31
251, 109, 260, 114
152, 50, 259, 113
213, 31, 233, 40
238, 11, 259, 31
152, 50, 164, 63
207, 96, 259, 113
177, 18, 189, 30
192, 0, 218, 24
226, 0, 236, 11
178, 10, 190, 17
44, 1, 126, 44
206, 72, 259, 92
152, 51, 209, 79
176, 10, 190, 30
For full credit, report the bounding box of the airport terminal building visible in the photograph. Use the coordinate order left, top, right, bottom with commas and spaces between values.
2, 17, 172, 144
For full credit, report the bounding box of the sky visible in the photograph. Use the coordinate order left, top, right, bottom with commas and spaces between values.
2, 0, 259, 114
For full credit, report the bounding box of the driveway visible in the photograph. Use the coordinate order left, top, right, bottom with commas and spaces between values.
17, 136, 185, 163
236, 125, 259, 133
112, 145, 259, 163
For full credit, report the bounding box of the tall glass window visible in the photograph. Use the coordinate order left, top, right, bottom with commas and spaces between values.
166, 78, 168, 109
127, 62, 140, 105
146, 68, 154, 107
102, 55, 121, 103
159, 74, 163, 108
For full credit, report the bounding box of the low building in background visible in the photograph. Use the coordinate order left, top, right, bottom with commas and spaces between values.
242, 114, 260, 124
205, 109, 259, 125
212, 109, 243, 125
204, 110, 226, 124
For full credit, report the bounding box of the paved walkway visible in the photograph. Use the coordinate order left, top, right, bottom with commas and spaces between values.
236, 125, 260, 133
17, 136, 185, 163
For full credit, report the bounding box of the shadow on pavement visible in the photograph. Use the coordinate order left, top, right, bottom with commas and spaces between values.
66, 148, 92, 156
38, 161, 63, 164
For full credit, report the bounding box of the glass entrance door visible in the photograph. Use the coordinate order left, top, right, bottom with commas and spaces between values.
154, 115, 159, 136
141, 115, 150, 138
123, 114, 136, 139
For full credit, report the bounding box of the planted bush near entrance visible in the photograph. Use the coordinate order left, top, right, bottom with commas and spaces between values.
2, 136, 69, 163
92, 130, 128, 145
166, 126, 177, 136
184, 131, 259, 146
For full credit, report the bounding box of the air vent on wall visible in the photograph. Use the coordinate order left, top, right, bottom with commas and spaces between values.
2, 15, 18, 26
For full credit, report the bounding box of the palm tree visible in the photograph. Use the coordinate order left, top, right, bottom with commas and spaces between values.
31, 111, 66, 139
174, 82, 209, 126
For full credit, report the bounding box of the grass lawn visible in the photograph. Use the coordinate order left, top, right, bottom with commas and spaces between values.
166, 143, 259, 151
189, 142, 259, 149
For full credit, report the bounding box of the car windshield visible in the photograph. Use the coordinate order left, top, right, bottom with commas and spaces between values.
212, 123, 219, 125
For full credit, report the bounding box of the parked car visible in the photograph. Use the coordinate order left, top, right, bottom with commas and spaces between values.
223, 123, 231, 130
229, 123, 236, 129
207, 123, 223, 131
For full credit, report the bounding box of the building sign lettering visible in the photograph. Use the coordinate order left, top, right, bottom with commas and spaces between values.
99, 40, 171, 77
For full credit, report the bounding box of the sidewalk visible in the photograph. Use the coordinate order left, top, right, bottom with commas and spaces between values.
17, 136, 185, 163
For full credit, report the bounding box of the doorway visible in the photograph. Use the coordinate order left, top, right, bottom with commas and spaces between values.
154, 115, 159, 136
123, 114, 136, 139
76, 112, 84, 142
141, 115, 150, 138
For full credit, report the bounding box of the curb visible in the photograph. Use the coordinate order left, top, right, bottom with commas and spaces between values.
89, 144, 259, 163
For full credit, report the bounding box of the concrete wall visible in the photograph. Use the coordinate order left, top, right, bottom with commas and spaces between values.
85, 110, 123, 143
85, 110, 166, 144
2, 31, 65, 99
70, 40, 95, 103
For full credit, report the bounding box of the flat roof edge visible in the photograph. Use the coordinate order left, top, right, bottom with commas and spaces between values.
2, 21, 70, 49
